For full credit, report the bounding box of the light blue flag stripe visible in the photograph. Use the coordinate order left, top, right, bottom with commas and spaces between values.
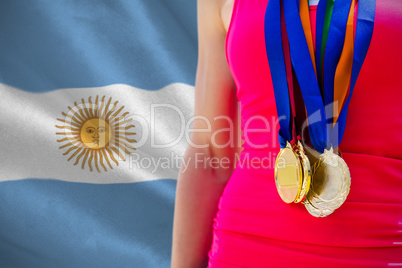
0, 0, 197, 92
0, 0, 197, 267
0, 179, 176, 268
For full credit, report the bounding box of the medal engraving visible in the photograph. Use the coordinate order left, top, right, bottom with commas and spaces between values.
304, 147, 351, 217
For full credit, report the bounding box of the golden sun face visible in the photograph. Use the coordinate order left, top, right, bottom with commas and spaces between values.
80, 118, 110, 149
56, 96, 136, 172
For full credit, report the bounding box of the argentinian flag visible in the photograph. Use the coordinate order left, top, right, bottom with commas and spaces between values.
0, 1, 197, 267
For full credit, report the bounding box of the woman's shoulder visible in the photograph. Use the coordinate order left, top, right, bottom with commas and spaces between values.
198, 0, 234, 34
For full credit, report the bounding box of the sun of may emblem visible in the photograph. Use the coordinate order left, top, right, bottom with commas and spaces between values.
56, 96, 136, 172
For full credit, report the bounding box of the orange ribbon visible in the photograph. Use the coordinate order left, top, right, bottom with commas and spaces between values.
299, 0, 317, 76
333, 0, 355, 124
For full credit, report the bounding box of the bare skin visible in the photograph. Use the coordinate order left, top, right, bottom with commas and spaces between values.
171, 0, 237, 267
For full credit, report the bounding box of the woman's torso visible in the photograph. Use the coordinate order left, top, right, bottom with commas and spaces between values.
215, 0, 402, 262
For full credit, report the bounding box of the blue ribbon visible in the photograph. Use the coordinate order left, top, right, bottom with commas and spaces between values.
264, 0, 292, 148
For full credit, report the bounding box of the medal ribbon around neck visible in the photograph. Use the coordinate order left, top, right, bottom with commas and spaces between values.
302, 0, 356, 124
264, 0, 292, 148
322, 0, 352, 122
333, 0, 355, 124
281, 0, 298, 146
265, 0, 376, 153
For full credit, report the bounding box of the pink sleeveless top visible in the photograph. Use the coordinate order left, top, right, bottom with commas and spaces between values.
208, 1, 402, 266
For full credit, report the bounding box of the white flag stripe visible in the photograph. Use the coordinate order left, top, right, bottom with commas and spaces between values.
0, 83, 194, 183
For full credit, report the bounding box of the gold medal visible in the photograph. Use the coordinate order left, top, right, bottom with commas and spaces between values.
274, 142, 303, 203
293, 141, 311, 203
303, 147, 351, 217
